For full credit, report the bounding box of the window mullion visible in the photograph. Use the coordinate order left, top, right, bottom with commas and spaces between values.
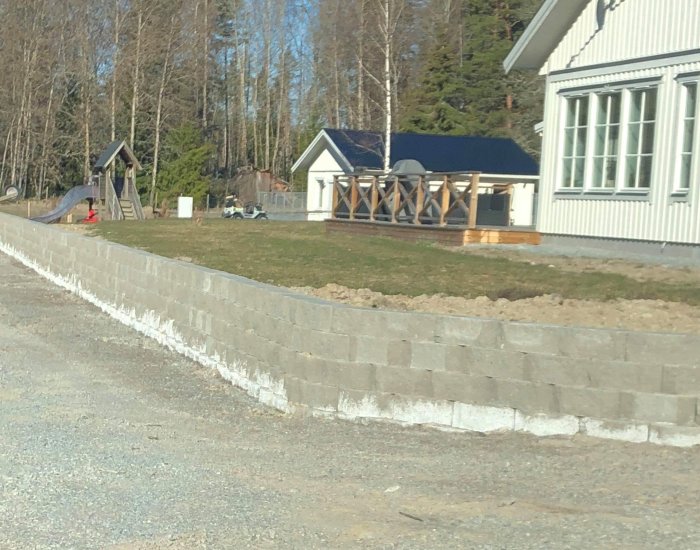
617, 90, 630, 191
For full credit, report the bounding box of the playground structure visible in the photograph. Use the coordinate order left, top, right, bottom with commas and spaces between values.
328, 170, 541, 245
30, 140, 145, 224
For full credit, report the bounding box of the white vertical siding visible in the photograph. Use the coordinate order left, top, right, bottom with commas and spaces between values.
538, 59, 700, 244
307, 148, 344, 221
546, 0, 700, 73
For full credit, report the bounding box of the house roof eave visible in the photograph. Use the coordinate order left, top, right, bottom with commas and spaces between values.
504, 0, 590, 73
291, 129, 353, 173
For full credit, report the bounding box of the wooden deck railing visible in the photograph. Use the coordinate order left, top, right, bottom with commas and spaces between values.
331, 172, 513, 228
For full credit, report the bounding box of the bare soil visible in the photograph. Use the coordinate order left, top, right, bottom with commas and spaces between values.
294, 283, 700, 334
294, 247, 700, 334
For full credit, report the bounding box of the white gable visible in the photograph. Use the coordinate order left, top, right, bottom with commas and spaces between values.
545, 0, 700, 74
308, 148, 345, 174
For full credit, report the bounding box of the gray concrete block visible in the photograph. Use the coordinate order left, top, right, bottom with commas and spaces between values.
296, 356, 329, 385
431, 371, 496, 405
330, 307, 391, 337
411, 341, 446, 371
298, 330, 352, 362
524, 355, 663, 393
390, 396, 454, 426
452, 402, 514, 432
325, 362, 377, 392
289, 296, 334, 332
165, 299, 190, 326
351, 336, 390, 366
446, 346, 526, 379
386, 339, 411, 368
493, 378, 559, 415
558, 327, 626, 361
661, 365, 700, 394
625, 332, 700, 366
619, 392, 697, 426
337, 389, 394, 419
501, 322, 560, 355
558, 386, 622, 419
254, 339, 283, 369
437, 316, 503, 347
285, 377, 339, 412
514, 411, 580, 437
579, 418, 649, 443
375, 366, 433, 398
649, 424, 700, 447
385, 311, 441, 342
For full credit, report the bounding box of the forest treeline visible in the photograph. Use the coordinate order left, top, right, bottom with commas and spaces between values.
0, 0, 542, 205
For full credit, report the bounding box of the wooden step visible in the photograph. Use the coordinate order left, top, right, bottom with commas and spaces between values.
119, 200, 136, 220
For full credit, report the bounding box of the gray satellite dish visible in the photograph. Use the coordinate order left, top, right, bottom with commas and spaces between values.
390, 159, 426, 176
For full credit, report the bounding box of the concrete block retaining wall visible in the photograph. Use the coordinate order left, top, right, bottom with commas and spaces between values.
2, 212, 700, 447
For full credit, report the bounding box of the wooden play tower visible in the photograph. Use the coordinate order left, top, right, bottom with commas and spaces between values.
92, 140, 145, 221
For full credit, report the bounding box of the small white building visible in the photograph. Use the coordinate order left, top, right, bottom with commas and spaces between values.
505, 0, 700, 257
291, 129, 540, 225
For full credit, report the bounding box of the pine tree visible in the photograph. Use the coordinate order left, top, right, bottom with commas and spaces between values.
154, 123, 214, 205
400, 33, 469, 135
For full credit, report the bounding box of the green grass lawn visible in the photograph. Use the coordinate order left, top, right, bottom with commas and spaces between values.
92, 219, 700, 304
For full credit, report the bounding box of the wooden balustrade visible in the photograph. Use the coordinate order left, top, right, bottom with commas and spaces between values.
331, 172, 513, 228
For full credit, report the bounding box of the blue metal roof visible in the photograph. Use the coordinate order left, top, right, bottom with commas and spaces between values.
323, 128, 539, 176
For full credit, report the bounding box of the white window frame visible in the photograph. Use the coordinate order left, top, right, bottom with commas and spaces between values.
560, 96, 589, 189
557, 82, 659, 195
674, 78, 700, 194
316, 177, 325, 209
590, 91, 622, 189
621, 87, 657, 190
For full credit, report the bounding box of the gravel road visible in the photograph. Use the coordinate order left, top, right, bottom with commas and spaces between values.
1, 252, 700, 549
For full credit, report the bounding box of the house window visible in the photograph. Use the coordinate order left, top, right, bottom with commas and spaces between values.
678, 82, 697, 192
558, 84, 658, 193
561, 96, 589, 188
591, 92, 621, 188
624, 88, 657, 189
316, 178, 325, 208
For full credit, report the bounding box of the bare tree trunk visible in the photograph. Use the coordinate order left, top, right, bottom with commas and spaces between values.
202, 0, 209, 131
0, 122, 14, 190
252, 76, 259, 168
130, 8, 143, 150
149, 17, 176, 207
236, 31, 248, 165
37, 79, 55, 197
263, 0, 272, 169
356, 0, 366, 129
111, 0, 120, 142
383, 0, 392, 173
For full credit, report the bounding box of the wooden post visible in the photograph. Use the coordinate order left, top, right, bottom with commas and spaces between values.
439, 175, 450, 226
391, 178, 401, 223
414, 175, 424, 225
331, 176, 339, 219
507, 183, 514, 226
370, 176, 379, 222
350, 176, 359, 220
468, 172, 480, 229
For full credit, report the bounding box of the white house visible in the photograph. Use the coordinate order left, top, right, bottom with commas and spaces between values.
291, 128, 540, 225
505, 0, 700, 256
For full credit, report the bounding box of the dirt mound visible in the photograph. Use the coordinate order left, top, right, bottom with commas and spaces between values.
293, 283, 700, 334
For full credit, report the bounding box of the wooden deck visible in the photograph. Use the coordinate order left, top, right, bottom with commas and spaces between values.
325, 219, 541, 246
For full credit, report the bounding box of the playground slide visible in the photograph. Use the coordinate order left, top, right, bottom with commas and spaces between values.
31, 185, 100, 224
